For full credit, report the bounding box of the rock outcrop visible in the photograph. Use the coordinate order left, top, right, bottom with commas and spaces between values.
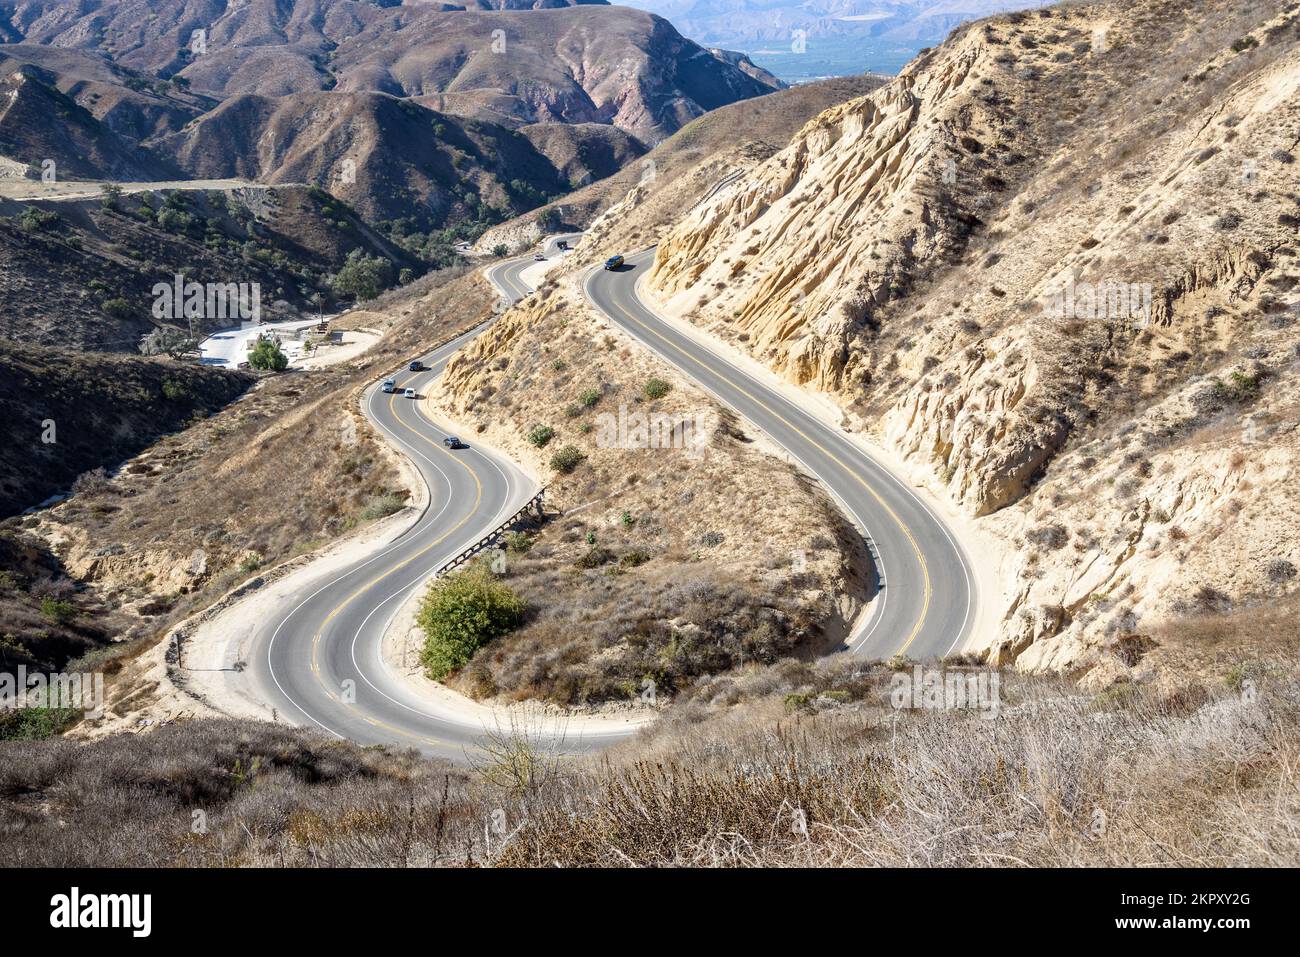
639, 0, 1300, 677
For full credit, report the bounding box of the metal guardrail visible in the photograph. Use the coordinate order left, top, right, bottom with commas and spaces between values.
435, 488, 545, 576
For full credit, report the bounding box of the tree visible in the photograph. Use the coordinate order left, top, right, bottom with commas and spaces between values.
330, 248, 394, 302
248, 338, 289, 372
418, 565, 524, 679
139, 326, 198, 358
99, 183, 123, 212
537, 206, 561, 232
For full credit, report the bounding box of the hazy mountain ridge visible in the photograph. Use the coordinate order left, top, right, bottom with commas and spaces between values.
622, 0, 1040, 45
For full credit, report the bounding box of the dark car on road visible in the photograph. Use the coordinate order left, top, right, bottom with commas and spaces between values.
409, 360, 423, 372
604, 255, 625, 270
443, 436, 464, 449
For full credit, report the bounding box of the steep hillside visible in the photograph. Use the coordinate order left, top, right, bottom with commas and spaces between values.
0, 62, 176, 180
0, 3, 785, 236
641, 0, 1300, 679
0, 44, 216, 143
0, 183, 416, 350
0, 341, 252, 515
475, 74, 885, 252
517, 122, 647, 189
159, 91, 571, 230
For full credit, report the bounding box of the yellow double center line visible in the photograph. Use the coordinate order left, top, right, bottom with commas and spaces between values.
594, 265, 933, 656
303, 378, 488, 748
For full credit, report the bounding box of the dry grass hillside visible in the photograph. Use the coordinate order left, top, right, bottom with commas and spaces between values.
430, 283, 869, 704
2, 649, 1295, 865
159, 91, 574, 231
0, 44, 217, 144
1, 266, 496, 711
517, 122, 647, 190
0, 62, 176, 180
636, 0, 1300, 681
0, 3, 783, 240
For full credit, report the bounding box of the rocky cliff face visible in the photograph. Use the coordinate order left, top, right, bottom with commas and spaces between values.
642, 0, 1300, 678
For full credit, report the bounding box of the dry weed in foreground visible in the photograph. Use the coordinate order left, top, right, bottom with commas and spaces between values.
1, 664, 1296, 867
496, 668, 1300, 867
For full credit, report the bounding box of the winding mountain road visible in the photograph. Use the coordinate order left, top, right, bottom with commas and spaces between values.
229, 233, 975, 762
583, 249, 977, 660
237, 234, 630, 760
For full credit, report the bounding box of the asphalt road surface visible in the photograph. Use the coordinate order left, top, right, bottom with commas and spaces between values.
582, 249, 977, 660
240, 234, 975, 761
244, 245, 625, 760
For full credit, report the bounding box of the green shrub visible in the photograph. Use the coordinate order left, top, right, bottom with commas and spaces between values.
161, 379, 189, 402
504, 531, 534, 553
249, 338, 289, 372
549, 445, 585, 474
575, 546, 614, 569
1212, 370, 1262, 404
101, 298, 135, 321
527, 425, 555, 447
16, 207, 59, 232
642, 378, 671, 399
238, 553, 263, 574
619, 550, 650, 568
360, 493, 406, 520
39, 597, 76, 624
155, 206, 195, 232
0, 707, 80, 741
578, 387, 601, 408
99, 184, 122, 212
418, 566, 524, 679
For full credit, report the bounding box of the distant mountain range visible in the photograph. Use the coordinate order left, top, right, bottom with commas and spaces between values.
618, 0, 1042, 79
0, 2, 782, 230
619, 0, 1042, 45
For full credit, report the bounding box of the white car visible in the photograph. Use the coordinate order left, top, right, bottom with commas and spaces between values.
404, 388, 416, 399
382, 379, 396, 393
